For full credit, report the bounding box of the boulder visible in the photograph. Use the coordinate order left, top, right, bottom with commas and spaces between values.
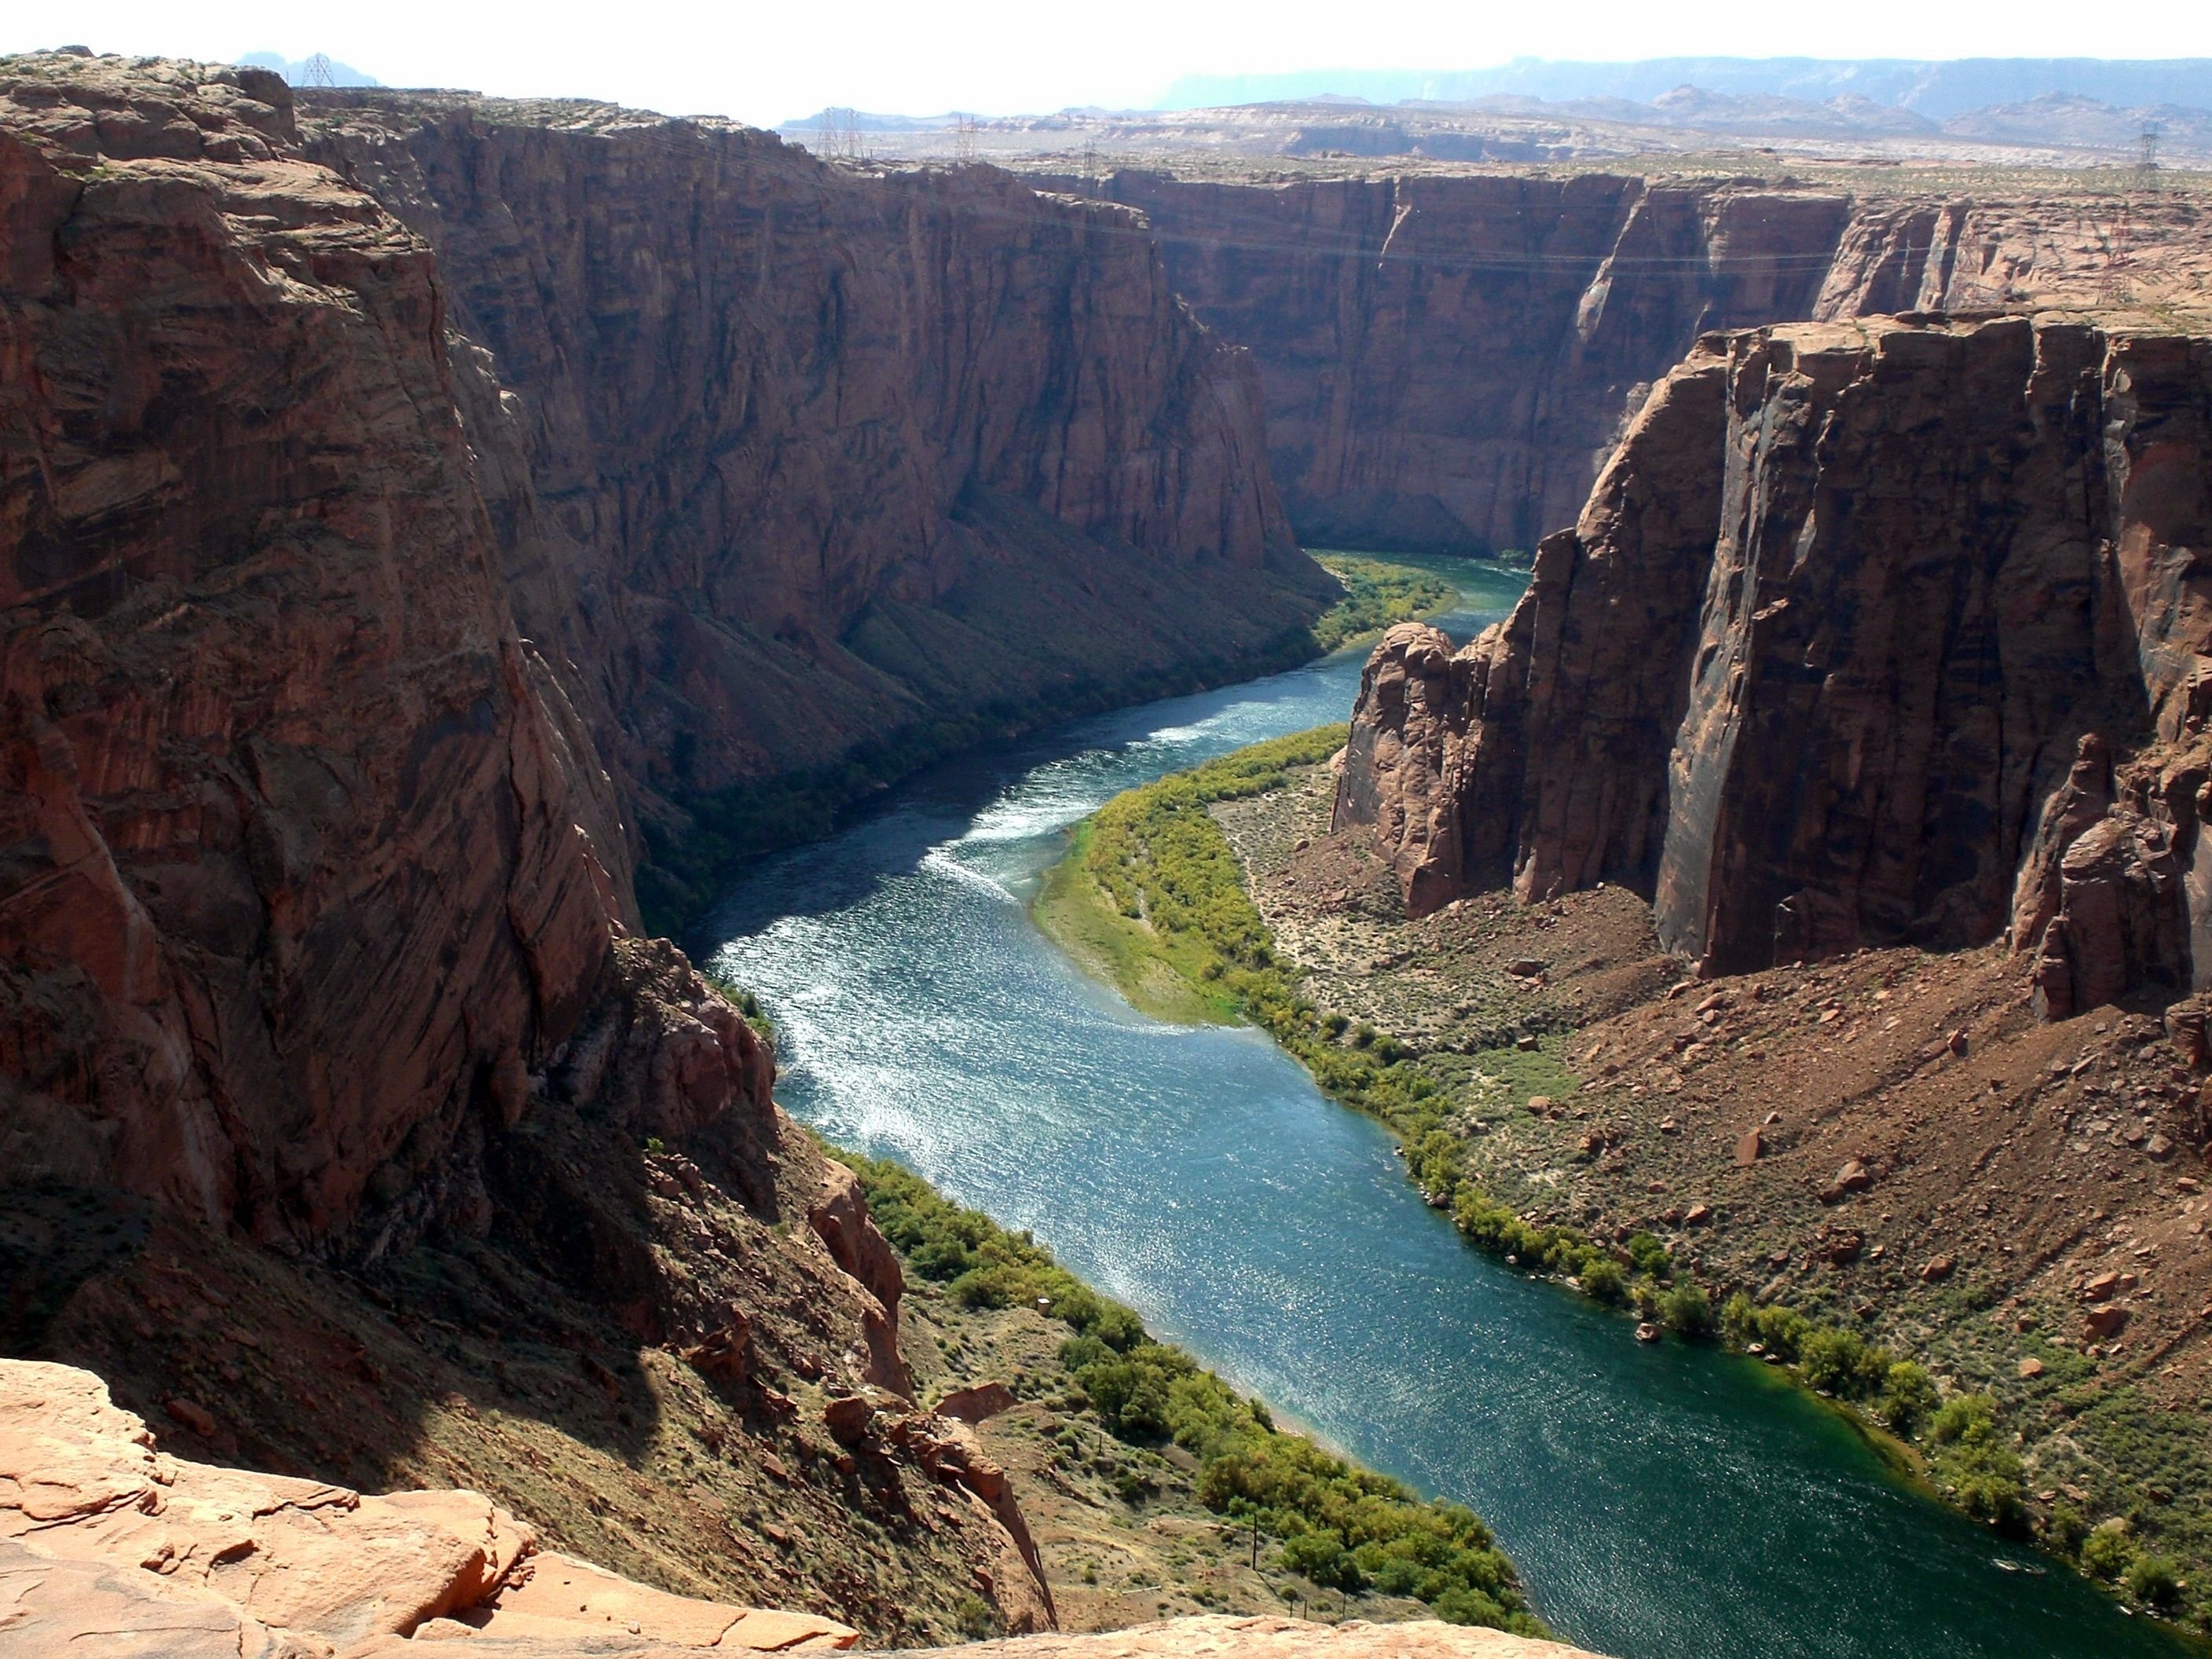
936, 1382, 1019, 1423
2085, 1305, 2130, 1339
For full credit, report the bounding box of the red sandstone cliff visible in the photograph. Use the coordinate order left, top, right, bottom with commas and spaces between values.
0, 56, 624, 1239
1088, 170, 2212, 557
298, 94, 1329, 913
1339, 315, 2212, 1010
2, 49, 1310, 1637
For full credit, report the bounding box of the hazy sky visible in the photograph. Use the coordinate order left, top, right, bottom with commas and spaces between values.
20, 1, 2212, 126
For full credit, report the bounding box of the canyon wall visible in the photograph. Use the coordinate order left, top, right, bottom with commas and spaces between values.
300, 94, 1331, 915
1338, 315, 2212, 1007
1092, 170, 2212, 555
2, 51, 1342, 1636
0, 56, 627, 1240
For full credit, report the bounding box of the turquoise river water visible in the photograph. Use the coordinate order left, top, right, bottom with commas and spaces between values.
702, 560, 2191, 1659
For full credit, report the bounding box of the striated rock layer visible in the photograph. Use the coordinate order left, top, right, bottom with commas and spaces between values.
1090, 170, 2212, 555
1339, 314, 2212, 1009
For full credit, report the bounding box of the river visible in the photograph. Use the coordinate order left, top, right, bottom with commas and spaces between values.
701, 560, 2187, 1659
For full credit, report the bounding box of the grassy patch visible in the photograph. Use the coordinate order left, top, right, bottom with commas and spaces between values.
1305, 556, 1457, 655
1031, 726, 1349, 1024
839, 1148, 1547, 1638
1031, 822, 1239, 1024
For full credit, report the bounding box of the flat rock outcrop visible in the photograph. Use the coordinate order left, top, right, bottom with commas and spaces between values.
1339, 315, 2212, 1007
0, 1357, 860, 1654
898, 1613, 1607, 1658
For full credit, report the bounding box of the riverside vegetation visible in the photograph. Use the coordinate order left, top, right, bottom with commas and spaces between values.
837, 1148, 1549, 1638
641, 558, 1450, 933
1025, 733, 2168, 1609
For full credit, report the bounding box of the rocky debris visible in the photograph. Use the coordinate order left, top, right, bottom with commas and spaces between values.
0, 1358, 857, 1654
1734, 1129, 1765, 1166
2085, 1304, 2131, 1339
1338, 313, 2212, 1016
898, 1613, 1608, 1658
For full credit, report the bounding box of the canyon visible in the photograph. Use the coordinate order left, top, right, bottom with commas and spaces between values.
8, 35, 2212, 1659
0, 49, 1319, 1647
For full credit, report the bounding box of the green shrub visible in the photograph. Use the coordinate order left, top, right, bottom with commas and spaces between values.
2083, 1524, 2139, 1581
2043, 1502, 2089, 1558
1657, 1282, 1712, 1334
2125, 1552, 2183, 1606
1928, 1394, 2027, 1529
1579, 1256, 1627, 1304
1624, 1232, 1672, 1279
953, 1593, 994, 1638
1877, 1362, 1938, 1435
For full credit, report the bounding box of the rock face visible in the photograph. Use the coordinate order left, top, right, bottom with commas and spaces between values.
298, 93, 1330, 914
1339, 316, 2212, 1006
1092, 171, 2212, 555
0, 51, 1306, 1240
0, 55, 626, 1239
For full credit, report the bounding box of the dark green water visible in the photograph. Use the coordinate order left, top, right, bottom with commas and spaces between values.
703, 560, 2188, 1659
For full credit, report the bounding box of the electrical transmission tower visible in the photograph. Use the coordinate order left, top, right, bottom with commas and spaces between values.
2098, 204, 2133, 304
815, 108, 866, 164
2138, 123, 2161, 192
952, 113, 978, 164
1080, 138, 1099, 199
302, 52, 336, 88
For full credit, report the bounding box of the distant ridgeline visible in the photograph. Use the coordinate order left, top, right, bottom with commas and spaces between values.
1159, 57, 2212, 118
